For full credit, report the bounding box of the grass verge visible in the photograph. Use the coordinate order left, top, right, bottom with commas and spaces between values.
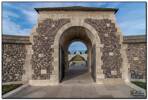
131, 81, 146, 90
2, 84, 22, 95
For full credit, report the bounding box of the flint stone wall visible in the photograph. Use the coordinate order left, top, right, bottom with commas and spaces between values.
31, 19, 70, 80
123, 35, 146, 79
32, 18, 122, 79
2, 35, 31, 83
85, 19, 122, 78
2, 31, 146, 82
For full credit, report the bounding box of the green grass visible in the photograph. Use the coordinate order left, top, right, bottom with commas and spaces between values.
2, 84, 22, 95
131, 81, 146, 90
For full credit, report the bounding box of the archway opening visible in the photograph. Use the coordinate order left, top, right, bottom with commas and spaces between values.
65, 41, 88, 81
59, 26, 96, 83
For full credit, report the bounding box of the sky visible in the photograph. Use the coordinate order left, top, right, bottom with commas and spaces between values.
68, 41, 87, 53
2, 2, 146, 51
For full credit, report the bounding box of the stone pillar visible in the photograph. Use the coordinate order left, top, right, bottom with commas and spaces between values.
95, 43, 105, 83
51, 44, 59, 85
121, 44, 130, 83
22, 45, 32, 82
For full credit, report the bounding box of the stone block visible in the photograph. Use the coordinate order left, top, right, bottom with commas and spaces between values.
106, 23, 110, 27
51, 24, 55, 27
41, 69, 47, 74
104, 33, 108, 37
44, 37, 48, 39
6, 58, 11, 62
109, 52, 114, 56
38, 54, 44, 57
133, 57, 139, 60
111, 70, 117, 75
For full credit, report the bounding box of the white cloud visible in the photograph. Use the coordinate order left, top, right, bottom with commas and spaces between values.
2, 2, 145, 36
3, 17, 31, 36
118, 19, 145, 35
3, 10, 20, 19
21, 9, 38, 25
3, 2, 103, 36
2, 3, 36, 35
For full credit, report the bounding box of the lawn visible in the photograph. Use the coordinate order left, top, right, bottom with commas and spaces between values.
131, 81, 146, 90
2, 84, 22, 95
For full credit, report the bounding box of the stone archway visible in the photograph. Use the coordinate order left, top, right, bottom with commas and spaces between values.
51, 21, 105, 84
59, 26, 95, 82
28, 7, 131, 86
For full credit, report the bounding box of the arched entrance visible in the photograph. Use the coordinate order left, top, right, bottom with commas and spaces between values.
52, 22, 105, 84
59, 26, 95, 82
29, 7, 129, 86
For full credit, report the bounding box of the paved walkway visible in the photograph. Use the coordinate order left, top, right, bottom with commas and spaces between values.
62, 66, 93, 84
5, 66, 146, 99
7, 83, 136, 98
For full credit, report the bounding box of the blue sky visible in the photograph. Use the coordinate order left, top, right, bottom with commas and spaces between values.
2, 2, 146, 51
68, 41, 87, 52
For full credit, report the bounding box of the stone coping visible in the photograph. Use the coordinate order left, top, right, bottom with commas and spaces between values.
123, 35, 146, 44
35, 6, 118, 13
2, 35, 146, 44
2, 35, 31, 44
2, 81, 28, 85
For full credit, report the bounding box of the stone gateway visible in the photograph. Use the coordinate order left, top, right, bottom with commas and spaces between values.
2, 6, 146, 86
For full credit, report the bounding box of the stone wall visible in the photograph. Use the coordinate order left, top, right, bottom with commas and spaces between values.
85, 19, 122, 78
31, 19, 70, 80
2, 33, 146, 83
123, 35, 146, 79
2, 35, 31, 83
